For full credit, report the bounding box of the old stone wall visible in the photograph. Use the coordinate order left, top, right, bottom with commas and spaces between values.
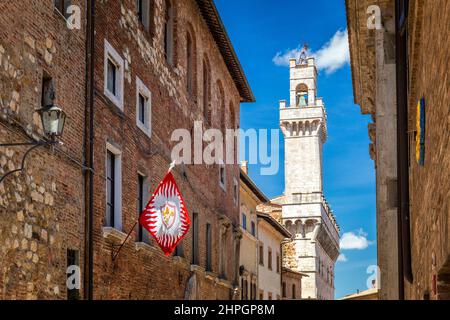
404, 0, 450, 300
0, 0, 87, 299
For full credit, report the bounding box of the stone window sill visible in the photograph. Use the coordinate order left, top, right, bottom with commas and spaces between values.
190, 264, 205, 274
205, 271, 217, 281
102, 227, 127, 245
135, 242, 159, 255
217, 278, 232, 289
172, 256, 190, 266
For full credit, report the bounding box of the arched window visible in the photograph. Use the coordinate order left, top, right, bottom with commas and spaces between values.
217, 80, 225, 133
202, 56, 211, 124
186, 29, 196, 97
164, 0, 174, 65
229, 102, 237, 163
295, 83, 308, 107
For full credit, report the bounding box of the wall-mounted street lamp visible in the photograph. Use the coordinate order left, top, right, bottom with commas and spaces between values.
0, 93, 66, 185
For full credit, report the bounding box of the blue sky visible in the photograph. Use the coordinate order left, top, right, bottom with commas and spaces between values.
215, 0, 377, 298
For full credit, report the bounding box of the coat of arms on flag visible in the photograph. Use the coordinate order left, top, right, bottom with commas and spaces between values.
140, 170, 190, 256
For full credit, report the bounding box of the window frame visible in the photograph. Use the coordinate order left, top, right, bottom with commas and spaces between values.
104, 40, 125, 110
105, 142, 122, 231
219, 164, 226, 191
135, 77, 152, 137
206, 223, 212, 271
191, 212, 199, 265
250, 221, 256, 237
54, 0, 71, 19
164, 0, 174, 65
137, 173, 151, 244
268, 247, 273, 270
259, 243, 264, 266
242, 213, 247, 230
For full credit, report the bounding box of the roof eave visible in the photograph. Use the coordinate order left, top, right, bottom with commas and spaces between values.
195, 0, 255, 103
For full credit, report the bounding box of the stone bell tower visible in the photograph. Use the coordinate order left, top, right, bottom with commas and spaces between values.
275, 51, 340, 300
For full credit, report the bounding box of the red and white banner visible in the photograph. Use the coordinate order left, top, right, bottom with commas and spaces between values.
140, 171, 191, 256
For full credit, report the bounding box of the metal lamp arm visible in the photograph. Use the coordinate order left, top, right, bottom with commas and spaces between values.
0, 141, 56, 185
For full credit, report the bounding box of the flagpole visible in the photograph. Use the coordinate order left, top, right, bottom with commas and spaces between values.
112, 161, 176, 261
112, 221, 138, 261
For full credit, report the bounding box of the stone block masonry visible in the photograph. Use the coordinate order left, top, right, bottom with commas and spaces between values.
0, 0, 87, 299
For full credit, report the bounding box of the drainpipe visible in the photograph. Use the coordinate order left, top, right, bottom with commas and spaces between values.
83, 0, 96, 300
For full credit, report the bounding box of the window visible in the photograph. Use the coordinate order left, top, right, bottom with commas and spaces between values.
219, 165, 226, 190
251, 221, 256, 237
252, 283, 257, 300
217, 81, 225, 134
137, 174, 150, 244
292, 284, 296, 299
191, 212, 199, 265
186, 30, 196, 96
268, 248, 272, 270
67, 249, 80, 300
259, 243, 264, 265
282, 282, 286, 298
104, 40, 124, 110
276, 252, 280, 273
268, 292, 272, 300
259, 290, 264, 300
136, 0, 151, 30
54, 0, 71, 19
242, 214, 247, 230
164, 0, 174, 65
41, 74, 54, 108
136, 77, 152, 137
174, 240, 184, 257
233, 178, 238, 205
105, 143, 122, 230
202, 57, 211, 123
206, 223, 212, 271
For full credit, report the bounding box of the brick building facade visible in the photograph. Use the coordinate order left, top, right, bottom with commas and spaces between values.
0, 0, 254, 300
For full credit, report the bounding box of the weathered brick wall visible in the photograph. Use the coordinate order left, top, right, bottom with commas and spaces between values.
405, 0, 450, 300
0, 1, 86, 299
91, 0, 242, 299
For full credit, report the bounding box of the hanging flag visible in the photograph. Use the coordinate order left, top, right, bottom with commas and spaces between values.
140, 169, 190, 256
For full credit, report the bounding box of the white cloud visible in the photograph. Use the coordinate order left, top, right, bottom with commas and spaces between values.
272, 29, 350, 74
337, 254, 348, 262
340, 229, 373, 250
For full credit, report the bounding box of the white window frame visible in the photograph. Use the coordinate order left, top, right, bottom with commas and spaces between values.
104, 39, 124, 110
135, 77, 152, 138
219, 164, 226, 191
105, 142, 123, 231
